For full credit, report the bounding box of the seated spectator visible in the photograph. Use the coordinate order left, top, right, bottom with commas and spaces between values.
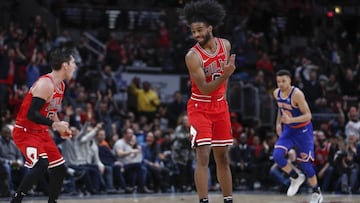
113, 127, 151, 193
95, 128, 126, 192
171, 114, 194, 192
0, 125, 26, 196
229, 132, 256, 190
256, 133, 276, 188
141, 131, 170, 193
332, 138, 359, 194
313, 130, 334, 192
58, 120, 106, 195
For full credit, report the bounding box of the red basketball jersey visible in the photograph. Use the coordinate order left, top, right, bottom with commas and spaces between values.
16, 74, 65, 130
190, 37, 228, 97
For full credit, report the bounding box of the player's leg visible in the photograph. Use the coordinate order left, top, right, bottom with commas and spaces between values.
11, 130, 49, 203
45, 136, 66, 203
11, 158, 49, 203
188, 99, 213, 203
48, 164, 66, 203
212, 146, 232, 203
273, 128, 305, 196
194, 145, 211, 203
212, 102, 233, 203
295, 124, 323, 203
298, 162, 323, 203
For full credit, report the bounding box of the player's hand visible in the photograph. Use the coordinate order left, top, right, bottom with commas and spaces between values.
222, 54, 236, 77
280, 109, 292, 124
53, 121, 72, 138
280, 114, 292, 124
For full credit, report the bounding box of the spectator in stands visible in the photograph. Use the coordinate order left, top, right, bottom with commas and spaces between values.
95, 91, 116, 139
26, 15, 48, 45
230, 112, 243, 143
0, 125, 25, 196
344, 106, 360, 141
25, 48, 40, 88
76, 36, 92, 66
252, 70, 267, 94
299, 66, 324, 112
313, 130, 334, 192
167, 91, 186, 128
87, 126, 117, 194
58, 118, 106, 195
0, 46, 26, 117
127, 77, 140, 115
141, 131, 169, 193
155, 103, 171, 133
129, 81, 160, 122
229, 132, 256, 190
294, 56, 313, 86
98, 65, 117, 95
256, 52, 273, 75
104, 33, 122, 70
54, 30, 71, 48
112, 127, 151, 193
171, 114, 194, 192
7, 85, 27, 120
95, 128, 126, 192
336, 67, 359, 97
257, 133, 276, 188
332, 139, 359, 194
325, 73, 341, 101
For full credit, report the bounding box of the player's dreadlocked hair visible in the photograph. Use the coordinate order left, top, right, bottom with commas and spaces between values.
183, 0, 226, 27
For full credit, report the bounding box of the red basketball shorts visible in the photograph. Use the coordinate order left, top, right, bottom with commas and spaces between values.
13, 126, 65, 168
187, 95, 233, 148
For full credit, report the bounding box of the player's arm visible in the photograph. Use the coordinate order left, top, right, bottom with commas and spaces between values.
29, 78, 70, 134
27, 78, 55, 127
291, 89, 312, 123
223, 38, 232, 98
273, 88, 282, 135
185, 49, 235, 96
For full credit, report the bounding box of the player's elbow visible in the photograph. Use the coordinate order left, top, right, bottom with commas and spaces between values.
306, 113, 312, 121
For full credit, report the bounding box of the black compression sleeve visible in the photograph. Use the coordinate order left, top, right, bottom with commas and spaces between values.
27, 97, 54, 127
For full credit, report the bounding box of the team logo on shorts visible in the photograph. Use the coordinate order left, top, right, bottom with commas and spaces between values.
300, 152, 308, 160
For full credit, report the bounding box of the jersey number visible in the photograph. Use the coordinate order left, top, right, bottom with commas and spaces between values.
212, 73, 221, 80
47, 111, 55, 119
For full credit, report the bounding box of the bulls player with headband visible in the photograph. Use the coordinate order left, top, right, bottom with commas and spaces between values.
184, 0, 236, 202
11, 48, 76, 203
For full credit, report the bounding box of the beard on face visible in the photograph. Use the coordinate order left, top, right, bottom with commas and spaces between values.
198, 31, 211, 46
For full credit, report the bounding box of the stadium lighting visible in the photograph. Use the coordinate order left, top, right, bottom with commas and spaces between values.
334, 6, 341, 14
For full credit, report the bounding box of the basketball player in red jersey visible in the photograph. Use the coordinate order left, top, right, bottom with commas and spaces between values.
11, 48, 76, 203
184, 1, 236, 203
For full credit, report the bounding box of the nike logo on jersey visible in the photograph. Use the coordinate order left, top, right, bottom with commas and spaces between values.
302, 129, 308, 133
203, 58, 210, 63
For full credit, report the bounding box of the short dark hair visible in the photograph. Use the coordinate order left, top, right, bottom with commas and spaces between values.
184, 0, 226, 27
276, 69, 292, 78
48, 48, 73, 71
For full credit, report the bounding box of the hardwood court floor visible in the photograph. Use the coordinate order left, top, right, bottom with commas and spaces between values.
0, 192, 359, 203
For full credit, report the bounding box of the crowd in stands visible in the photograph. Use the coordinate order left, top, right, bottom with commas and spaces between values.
1, 0, 360, 198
